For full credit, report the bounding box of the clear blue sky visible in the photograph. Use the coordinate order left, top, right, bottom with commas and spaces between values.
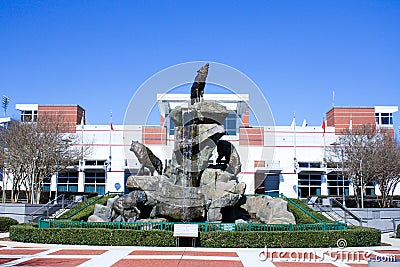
1, 1, 399, 137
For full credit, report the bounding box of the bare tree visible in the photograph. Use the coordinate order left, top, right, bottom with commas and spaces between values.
327, 124, 400, 207
0, 116, 90, 203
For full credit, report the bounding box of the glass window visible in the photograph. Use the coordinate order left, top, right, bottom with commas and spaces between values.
327, 173, 349, 196
42, 176, 51, 192
57, 170, 79, 192
222, 112, 239, 136
377, 113, 393, 125
310, 162, 321, 168
298, 173, 322, 198
84, 170, 106, 195
169, 117, 175, 135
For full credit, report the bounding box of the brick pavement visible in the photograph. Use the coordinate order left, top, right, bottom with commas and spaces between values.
0, 233, 398, 267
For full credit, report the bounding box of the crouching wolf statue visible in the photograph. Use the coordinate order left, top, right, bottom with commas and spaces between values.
130, 140, 163, 176
109, 190, 147, 222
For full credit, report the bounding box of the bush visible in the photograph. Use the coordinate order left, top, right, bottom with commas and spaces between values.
10, 223, 175, 246
0, 217, 19, 232
10, 224, 380, 248
286, 198, 333, 224
201, 226, 380, 248
397, 224, 400, 238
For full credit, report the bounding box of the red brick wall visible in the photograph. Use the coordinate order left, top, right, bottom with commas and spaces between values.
326, 107, 375, 134
38, 105, 85, 133
239, 127, 264, 146
142, 126, 167, 145
254, 160, 265, 167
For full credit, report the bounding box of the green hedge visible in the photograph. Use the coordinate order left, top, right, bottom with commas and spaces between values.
286, 198, 333, 224
397, 224, 400, 238
0, 217, 19, 232
10, 224, 380, 248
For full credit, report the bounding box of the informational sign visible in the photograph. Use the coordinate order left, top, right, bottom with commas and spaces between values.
220, 223, 236, 232
173, 224, 199, 237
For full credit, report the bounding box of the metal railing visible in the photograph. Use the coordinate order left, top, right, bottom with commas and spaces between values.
331, 198, 366, 226
38, 219, 347, 232
309, 200, 357, 226
61, 192, 117, 219
28, 194, 66, 222
279, 194, 323, 223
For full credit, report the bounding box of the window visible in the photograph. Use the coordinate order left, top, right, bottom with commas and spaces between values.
84, 170, 106, 195
298, 173, 322, 198
85, 160, 106, 166
365, 181, 375, 196
20, 110, 38, 122
57, 170, 79, 192
169, 117, 175, 135
375, 113, 393, 125
327, 173, 349, 196
298, 162, 321, 168
42, 176, 51, 191
222, 113, 240, 135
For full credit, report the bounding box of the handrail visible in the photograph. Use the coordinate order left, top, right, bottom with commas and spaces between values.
64, 195, 85, 210
331, 198, 366, 225
279, 194, 322, 223
311, 201, 358, 226
62, 192, 118, 219
28, 194, 65, 222
312, 203, 337, 221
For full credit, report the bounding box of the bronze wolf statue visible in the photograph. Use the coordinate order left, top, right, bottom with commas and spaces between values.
130, 140, 163, 176
216, 140, 242, 176
109, 190, 147, 222
190, 63, 209, 105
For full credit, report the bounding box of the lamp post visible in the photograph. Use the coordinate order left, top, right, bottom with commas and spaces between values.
32, 156, 37, 204
360, 159, 364, 208
2, 95, 9, 117
331, 142, 346, 207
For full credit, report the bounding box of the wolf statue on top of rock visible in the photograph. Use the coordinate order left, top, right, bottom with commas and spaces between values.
130, 141, 163, 176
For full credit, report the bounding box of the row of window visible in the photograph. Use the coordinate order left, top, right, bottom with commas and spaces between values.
168, 112, 241, 136
42, 170, 106, 195
259, 173, 375, 198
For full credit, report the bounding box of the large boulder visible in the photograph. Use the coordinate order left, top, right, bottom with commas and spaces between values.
241, 195, 296, 224
91, 203, 109, 221
169, 102, 228, 126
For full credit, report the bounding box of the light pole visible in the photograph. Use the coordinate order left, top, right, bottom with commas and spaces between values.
331, 142, 346, 207
341, 149, 346, 207
32, 156, 37, 204
360, 159, 364, 208
2, 95, 9, 117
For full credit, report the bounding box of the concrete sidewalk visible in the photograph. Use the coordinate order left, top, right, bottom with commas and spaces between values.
0, 233, 398, 266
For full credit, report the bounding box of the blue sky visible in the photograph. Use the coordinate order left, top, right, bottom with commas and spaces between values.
1, 1, 399, 137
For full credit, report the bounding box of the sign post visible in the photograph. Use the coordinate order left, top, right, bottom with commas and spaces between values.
173, 224, 199, 247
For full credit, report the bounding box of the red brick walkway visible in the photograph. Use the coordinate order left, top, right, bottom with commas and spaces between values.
0, 245, 399, 266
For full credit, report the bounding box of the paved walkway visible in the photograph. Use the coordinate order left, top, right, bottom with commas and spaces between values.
0, 233, 399, 266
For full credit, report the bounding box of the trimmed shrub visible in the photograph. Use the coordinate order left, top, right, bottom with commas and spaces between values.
0, 217, 19, 232
60, 194, 118, 221
286, 198, 333, 224
397, 224, 400, 238
10, 224, 380, 248
10, 223, 175, 246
